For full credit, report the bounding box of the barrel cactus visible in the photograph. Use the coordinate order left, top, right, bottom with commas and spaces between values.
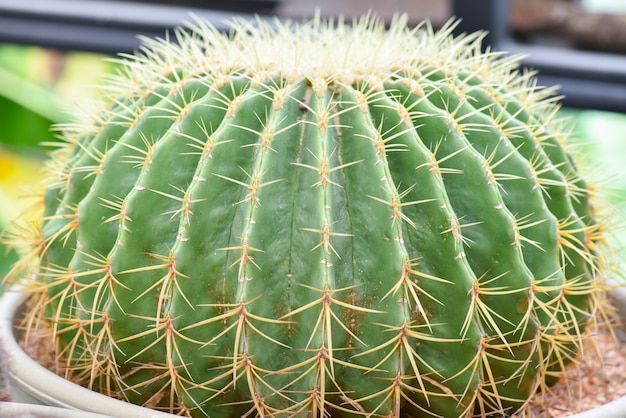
4, 14, 614, 418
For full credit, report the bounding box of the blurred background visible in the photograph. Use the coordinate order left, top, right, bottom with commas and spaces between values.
1, 0, 626, 291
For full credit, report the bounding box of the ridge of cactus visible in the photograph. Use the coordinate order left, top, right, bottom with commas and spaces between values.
1, 14, 618, 418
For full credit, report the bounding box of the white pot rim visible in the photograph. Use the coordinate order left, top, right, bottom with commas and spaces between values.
0, 401, 113, 418
2, 284, 626, 417
0, 288, 175, 418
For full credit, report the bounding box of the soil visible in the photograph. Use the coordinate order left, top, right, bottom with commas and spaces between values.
518, 323, 626, 417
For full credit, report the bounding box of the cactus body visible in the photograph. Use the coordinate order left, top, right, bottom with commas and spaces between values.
7, 16, 610, 417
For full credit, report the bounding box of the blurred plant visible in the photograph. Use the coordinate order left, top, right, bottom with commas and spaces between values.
0, 44, 117, 293
0, 150, 41, 293
565, 109, 626, 272
0, 45, 118, 150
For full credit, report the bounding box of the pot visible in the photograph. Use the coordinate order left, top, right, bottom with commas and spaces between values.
0, 402, 113, 417
1, 285, 626, 418
0, 288, 175, 418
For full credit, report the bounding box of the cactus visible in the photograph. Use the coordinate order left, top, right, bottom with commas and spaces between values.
4, 15, 614, 418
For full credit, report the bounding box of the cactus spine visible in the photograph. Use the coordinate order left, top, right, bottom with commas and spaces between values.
4, 15, 613, 417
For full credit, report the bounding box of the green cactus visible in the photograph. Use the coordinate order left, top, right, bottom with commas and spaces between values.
4, 15, 614, 417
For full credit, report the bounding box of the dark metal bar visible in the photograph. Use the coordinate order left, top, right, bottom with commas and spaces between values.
0, 0, 255, 54
501, 40, 626, 111
500, 40, 626, 85
452, 0, 510, 49
536, 74, 626, 113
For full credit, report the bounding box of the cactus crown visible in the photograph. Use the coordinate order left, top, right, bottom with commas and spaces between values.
4, 14, 614, 418
111, 16, 494, 91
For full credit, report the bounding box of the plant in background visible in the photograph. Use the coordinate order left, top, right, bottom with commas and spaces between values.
0, 45, 117, 288
2, 14, 616, 417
